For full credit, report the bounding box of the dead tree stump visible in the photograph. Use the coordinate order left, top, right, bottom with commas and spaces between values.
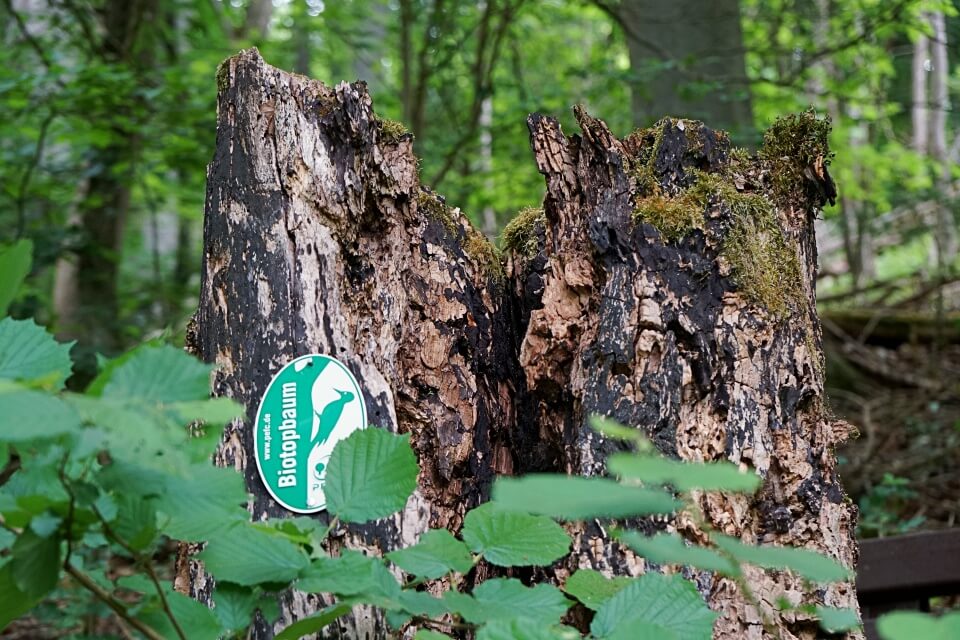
182, 49, 860, 639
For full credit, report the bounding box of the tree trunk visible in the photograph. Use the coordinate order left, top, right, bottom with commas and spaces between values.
609, 0, 754, 141
184, 50, 860, 639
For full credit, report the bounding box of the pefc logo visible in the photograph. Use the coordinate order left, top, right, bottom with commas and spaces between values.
254, 354, 366, 513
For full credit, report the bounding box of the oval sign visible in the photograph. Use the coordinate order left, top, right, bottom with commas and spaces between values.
254, 354, 367, 513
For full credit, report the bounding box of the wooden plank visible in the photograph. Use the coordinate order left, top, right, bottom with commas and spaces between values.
857, 530, 960, 602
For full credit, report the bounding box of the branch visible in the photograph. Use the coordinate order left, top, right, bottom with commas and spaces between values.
64, 563, 167, 640
93, 505, 188, 640
15, 111, 56, 239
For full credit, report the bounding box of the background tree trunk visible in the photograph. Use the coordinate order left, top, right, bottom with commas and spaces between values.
184, 50, 860, 639
599, 0, 755, 141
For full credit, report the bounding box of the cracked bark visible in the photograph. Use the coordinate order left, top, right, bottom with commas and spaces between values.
181, 49, 860, 640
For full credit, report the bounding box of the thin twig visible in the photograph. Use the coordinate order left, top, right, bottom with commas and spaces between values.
63, 563, 167, 640
92, 505, 188, 640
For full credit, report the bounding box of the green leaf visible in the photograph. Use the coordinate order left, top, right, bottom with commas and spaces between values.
444, 578, 571, 625
415, 631, 453, 640
86, 339, 164, 396
325, 428, 418, 523
274, 604, 352, 640
0, 562, 42, 629
0, 239, 32, 316
11, 528, 61, 597
711, 534, 852, 583
588, 415, 653, 451
100, 461, 249, 541
815, 606, 861, 633
112, 494, 158, 551
102, 344, 212, 403
607, 454, 760, 493
0, 318, 74, 389
137, 590, 223, 640
167, 397, 243, 426
591, 572, 716, 639
616, 531, 739, 575
0, 383, 82, 442
877, 611, 960, 640
298, 549, 401, 603
199, 523, 309, 586
562, 569, 634, 611
462, 503, 570, 567
213, 584, 259, 632
492, 475, 679, 519
478, 619, 580, 640
387, 528, 474, 578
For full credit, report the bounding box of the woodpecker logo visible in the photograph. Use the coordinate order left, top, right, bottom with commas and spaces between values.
254, 354, 366, 513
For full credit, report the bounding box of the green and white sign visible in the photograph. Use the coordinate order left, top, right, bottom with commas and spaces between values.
254, 354, 367, 513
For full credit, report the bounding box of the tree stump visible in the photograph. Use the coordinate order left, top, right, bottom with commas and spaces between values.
181, 49, 860, 639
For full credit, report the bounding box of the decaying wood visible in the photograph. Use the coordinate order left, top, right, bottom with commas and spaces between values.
183, 49, 861, 639
178, 48, 517, 637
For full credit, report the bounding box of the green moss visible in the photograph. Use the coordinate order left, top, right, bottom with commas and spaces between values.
501, 206, 546, 256
760, 109, 832, 203
723, 196, 803, 318
375, 116, 410, 143
216, 60, 230, 93
633, 168, 804, 318
417, 189, 456, 233
464, 229, 505, 283
633, 194, 705, 240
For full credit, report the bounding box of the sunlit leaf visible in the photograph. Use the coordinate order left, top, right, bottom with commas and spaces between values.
462, 503, 570, 567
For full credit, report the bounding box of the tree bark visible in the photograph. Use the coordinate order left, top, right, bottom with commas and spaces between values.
184, 50, 860, 639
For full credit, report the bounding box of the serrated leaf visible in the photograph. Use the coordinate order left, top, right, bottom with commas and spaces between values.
877, 611, 960, 640
102, 344, 212, 403
0, 318, 74, 389
0, 239, 32, 315
492, 475, 679, 519
325, 428, 418, 523
274, 604, 351, 640
591, 572, 716, 639
617, 531, 739, 575
816, 606, 861, 633
608, 454, 760, 493
137, 590, 223, 640
199, 523, 308, 586
562, 569, 634, 611
387, 528, 474, 578
0, 562, 43, 628
213, 584, 259, 632
462, 503, 570, 567
478, 619, 580, 640
11, 528, 61, 597
711, 534, 851, 583
298, 549, 400, 603
0, 384, 82, 442
112, 494, 158, 551
444, 578, 571, 625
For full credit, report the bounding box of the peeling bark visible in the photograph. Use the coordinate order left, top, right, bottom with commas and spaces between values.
183, 50, 861, 639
